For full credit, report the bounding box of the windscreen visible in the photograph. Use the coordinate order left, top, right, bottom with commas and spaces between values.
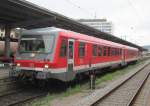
19, 35, 54, 53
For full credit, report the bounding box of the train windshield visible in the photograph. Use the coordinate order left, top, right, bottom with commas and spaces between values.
19, 35, 54, 53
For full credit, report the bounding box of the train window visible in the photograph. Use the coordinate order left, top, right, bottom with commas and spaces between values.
115, 48, 117, 56
60, 39, 67, 57
92, 45, 97, 56
19, 37, 45, 53
103, 47, 107, 56
108, 47, 110, 56
110, 48, 112, 56
120, 49, 122, 55
111, 48, 115, 56
111, 48, 114, 56
116, 48, 118, 56
112, 48, 115, 56
98, 46, 103, 56
78, 42, 85, 57
114, 48, 116, 55
119, 49, 121, 55
117, 49, 120, 55
19, 35, 55, 53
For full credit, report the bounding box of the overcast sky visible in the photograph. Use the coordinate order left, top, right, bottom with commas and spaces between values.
27, 0, 150, 46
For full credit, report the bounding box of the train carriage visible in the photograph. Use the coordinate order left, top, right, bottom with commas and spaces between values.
10, 27, 139, 81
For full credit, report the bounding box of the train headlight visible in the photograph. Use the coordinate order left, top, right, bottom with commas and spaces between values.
17, 63, 20, 67
44, 64, 49, 68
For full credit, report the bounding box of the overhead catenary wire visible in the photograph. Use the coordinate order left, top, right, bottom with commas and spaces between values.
64, 0, 94, 18
127, 0, 143, 23
126, 0, 144, 45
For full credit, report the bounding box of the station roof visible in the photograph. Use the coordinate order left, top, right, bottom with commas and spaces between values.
0, 0, 146, 51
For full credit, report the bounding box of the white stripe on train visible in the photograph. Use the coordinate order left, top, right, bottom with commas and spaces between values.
16, 57, 138, 74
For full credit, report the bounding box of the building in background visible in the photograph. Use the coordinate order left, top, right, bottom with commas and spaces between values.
143, 45, 150, 52
78, 19, 113, 34
0, 25, 20, 39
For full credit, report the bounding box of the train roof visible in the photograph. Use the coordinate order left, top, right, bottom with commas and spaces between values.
21, 27, 62, 35
22, 27, 138, 50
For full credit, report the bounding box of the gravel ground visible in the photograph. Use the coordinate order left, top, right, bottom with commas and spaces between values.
132, 75, 150, 106
146, 89, 150, 106
50, 73, 124, 106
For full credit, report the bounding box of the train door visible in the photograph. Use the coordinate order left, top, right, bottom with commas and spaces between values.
123, 49, 126, 61
67, 39, 74, 71
122, 48, 126, 65
121, 49, 124, 60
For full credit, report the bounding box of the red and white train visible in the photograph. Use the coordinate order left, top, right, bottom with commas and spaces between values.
10, 27, 140, 81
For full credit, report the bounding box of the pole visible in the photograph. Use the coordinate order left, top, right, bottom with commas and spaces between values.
90, 71, 96, 90
4, 25, 11, 59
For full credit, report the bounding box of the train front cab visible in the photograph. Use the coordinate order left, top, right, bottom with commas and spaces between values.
10, 29, 76, 82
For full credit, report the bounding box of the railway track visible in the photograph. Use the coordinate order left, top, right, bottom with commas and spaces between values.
0, 79, 17, 86
0, 78, 23, 94
0, 87, 47, 106
73, 61, 150, 106
91, 63, 150, 106
131, 75, 150, 106
0, 77, 47, 106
